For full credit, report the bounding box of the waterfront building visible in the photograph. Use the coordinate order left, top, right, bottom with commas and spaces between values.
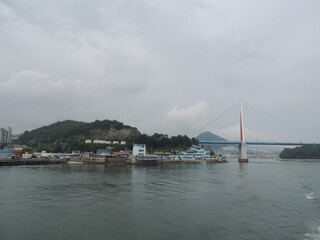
22, 153, 33, 159
72, 150, 81, 156
97, 149, 111, 156
0, 127, 12, 144
133, 144, 146, 156
81, 152, 94, 158
0, 150, 13, 159
180, 146, 214, 160
112, 151, 128, 158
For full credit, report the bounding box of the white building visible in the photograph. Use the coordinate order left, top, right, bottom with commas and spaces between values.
0, 127, 12, 144
86, 139, 125, 145
93, 140, 107, 144
133, 144, 146, 156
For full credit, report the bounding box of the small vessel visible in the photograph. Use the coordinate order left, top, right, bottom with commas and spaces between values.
304, 192, 316, 200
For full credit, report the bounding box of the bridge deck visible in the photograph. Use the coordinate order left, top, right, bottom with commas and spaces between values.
199, 141, 320, 146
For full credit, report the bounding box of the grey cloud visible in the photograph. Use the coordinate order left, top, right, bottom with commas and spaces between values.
1, 0, 320, 142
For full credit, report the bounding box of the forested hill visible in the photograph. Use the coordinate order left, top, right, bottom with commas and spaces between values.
17, 120, 198, 153
279, 145, 320, 159
18, 120, 139, 145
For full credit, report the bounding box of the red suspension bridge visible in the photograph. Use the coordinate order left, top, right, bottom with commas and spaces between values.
198, 101, 320, 163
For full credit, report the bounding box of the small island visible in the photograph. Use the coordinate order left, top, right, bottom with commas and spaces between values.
279, 145, 320, 161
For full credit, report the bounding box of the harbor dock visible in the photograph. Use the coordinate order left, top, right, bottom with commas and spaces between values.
0, 159, 68, 166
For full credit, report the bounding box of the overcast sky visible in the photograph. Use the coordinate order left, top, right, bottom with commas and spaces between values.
1, 0, 320, 142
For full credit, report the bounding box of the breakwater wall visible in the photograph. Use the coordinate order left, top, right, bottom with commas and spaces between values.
0, 158, 227, 167
134, 159, 228, 165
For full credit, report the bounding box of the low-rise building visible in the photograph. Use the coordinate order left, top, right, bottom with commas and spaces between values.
112, 151, 128, 158
85, 139, 125, 145
0, 150, 13, 159
96, 149, 111, 156
72, 150, 81, 156
93, 140, 107, 144
133, 144, 146, 156
81, 152, 94, 158
22, 153, 33, 159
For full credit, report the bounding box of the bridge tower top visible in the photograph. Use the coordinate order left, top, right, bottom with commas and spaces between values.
239, 100, 248, 162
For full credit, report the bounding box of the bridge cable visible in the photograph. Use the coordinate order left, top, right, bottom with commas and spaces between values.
193, 102, 239, 138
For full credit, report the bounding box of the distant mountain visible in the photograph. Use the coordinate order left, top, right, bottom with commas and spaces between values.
196, 131, 228, 150
18, 119, 140, 145
196, 131, 227, 142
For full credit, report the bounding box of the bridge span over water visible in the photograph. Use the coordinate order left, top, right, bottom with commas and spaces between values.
199, 141, 320, 146
201, 101, 320, 163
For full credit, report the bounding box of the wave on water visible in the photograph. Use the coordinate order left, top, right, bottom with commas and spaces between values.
304, 233, 320, 240
304, 221, 320, 240
304, 192, 316, 200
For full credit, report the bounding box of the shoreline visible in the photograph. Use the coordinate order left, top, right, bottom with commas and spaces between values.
133, 159, 228, 165
0, 157, 227, 166
0, 158, 68, 166
277, 158, 320, 162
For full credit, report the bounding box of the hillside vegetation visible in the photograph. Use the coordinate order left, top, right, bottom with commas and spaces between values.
279, 145, 320, 159
19, 120, 139, 144
17, 120, 198, 153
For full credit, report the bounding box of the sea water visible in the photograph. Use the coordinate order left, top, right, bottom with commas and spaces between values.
0, 158, 320, 240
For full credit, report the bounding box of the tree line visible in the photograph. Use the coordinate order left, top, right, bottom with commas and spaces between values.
18, 119, 136, 145
279, 145, 320, 159
16, 120, 199, 153
21, 133, 198, 153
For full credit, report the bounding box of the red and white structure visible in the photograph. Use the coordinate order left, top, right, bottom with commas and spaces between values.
238, 101, 248, 162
